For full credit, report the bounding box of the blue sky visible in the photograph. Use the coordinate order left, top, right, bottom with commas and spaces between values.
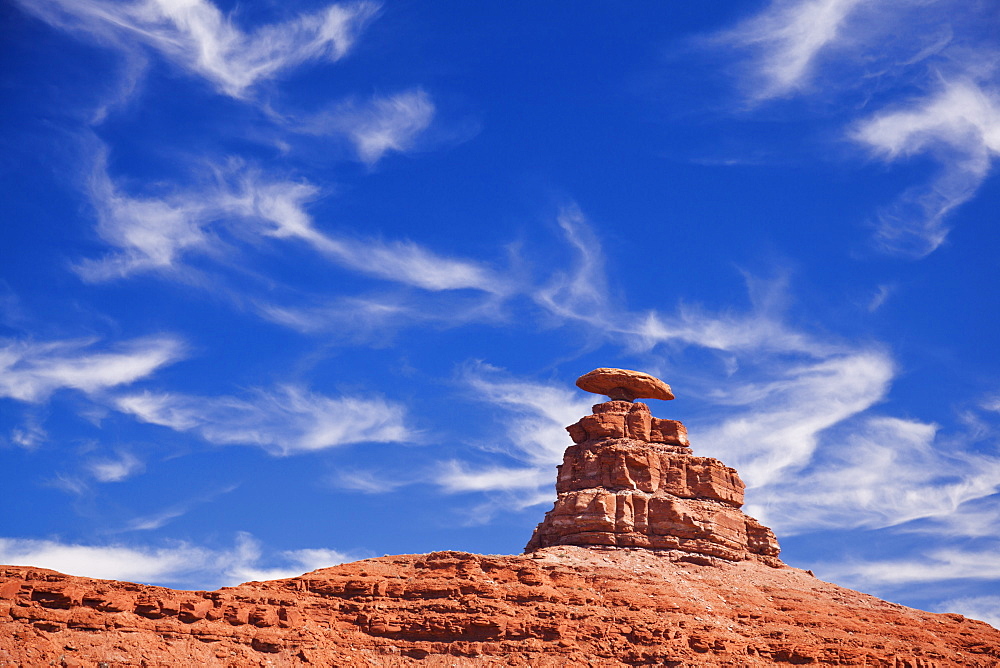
2, 0, 1000, 627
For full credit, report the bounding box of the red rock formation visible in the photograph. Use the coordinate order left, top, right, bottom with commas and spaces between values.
1, 548, 999, 666
1, 369, 998, 666
526, 399, 781, 565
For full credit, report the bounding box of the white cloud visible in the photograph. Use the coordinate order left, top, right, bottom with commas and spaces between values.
631, 304, 833, 357
819, 546, 1000, 589
115, 384, 410, 454
310, 236, 503, 293
303, 89, 436, 164
223, 533, 355, 582
464, 363, 594, 469
853, 80, 1000, 257
435, 461, 550, 494
256, 292, 507, 338
78, 158, 505, 293
532, 205, 612, 326
424, 363, 594, 506
87, 451, 144, 482
331, 469, 411, 494
867, 284, 893, 312
75, 159, 213, 280
899, 495, 1000, 539
284, 547, 356, 572
715, 1, 999, 257
10, 416, 47, 449
937, 596, 1000, 629
718, 0, 865, 99
123, 484, 239, 531
0, 537, 215, 584
19, 0, 380, 98
126, 508, 189, 532
0, 532, 357, 588
0, 335, 184, 403
695, 351, 894, 488
748, 416, 1000, 534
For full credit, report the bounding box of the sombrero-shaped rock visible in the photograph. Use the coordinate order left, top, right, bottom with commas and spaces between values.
575, 368, 674, 402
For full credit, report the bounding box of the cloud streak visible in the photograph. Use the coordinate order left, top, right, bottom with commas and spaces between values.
715, 0, 1000, 256
694, 351, 894, 489
77, 157, 505, 293
818, 545, 1000, 589
748, 416, 1000, 534
0, 335, 184, 403
87, 451, 145, 482
19, 0, 380, 98
854, 80, 1000, 257
301, 89, 436, 164
719, 0, 864, 100
0, 532, 357, 589
114, 384, 410, 454
937, 596, 1000, 629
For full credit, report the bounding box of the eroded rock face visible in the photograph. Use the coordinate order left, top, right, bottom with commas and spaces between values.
2, 549, 998, 667
525, 400, 781, 564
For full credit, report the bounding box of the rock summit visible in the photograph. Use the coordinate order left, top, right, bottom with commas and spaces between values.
527, 369, 780, 565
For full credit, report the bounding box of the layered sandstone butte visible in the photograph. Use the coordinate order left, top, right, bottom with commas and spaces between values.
1, 369, 999, 667
525, 398, 780, 565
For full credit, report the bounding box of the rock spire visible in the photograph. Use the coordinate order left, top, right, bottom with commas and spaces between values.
525, 368, 781, 565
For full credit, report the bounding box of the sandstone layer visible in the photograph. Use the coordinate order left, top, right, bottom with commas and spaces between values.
525, 400, 780, 565
1, 547, 998, 667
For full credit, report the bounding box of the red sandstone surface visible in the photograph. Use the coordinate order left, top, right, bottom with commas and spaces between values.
1, 548, 998, 667
2, 369, 998, 666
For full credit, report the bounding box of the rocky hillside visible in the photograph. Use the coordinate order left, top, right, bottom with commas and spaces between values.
1, 368, 998, 666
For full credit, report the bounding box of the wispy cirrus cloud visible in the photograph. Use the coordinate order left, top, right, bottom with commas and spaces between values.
818, 545, 1000, 589
0, 536, 214, 585
226, 533, 359, 582
87, 451, 145, 482
904, 498, 1000, 540
300, 89, 436, 164
330, 468, 412, 495
122, 484, 239, 531
714, 0, 1000, 257
694, 351, 894, 488
717, 0, 865, 100
0, 335, 184, 403
936, 596, 1000, 629
18, 0, 380, 98
77, 157, 506, 293
462, 362, 594, 468
853, 80, 1000, 257
114, 384, 410, 455
747, 416, 1000, 534
10, 415, 48, 449
256, 290, 509, 340
532, 205, 613, 327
